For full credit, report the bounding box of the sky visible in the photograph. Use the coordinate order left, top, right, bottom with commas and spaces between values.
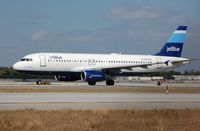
0, 0, 199, 71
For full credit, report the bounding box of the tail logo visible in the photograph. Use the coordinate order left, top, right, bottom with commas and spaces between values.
155, 26, 187, 57
167, 46, 180, 52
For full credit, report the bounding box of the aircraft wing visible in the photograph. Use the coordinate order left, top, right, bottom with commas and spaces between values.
84, 62, 163, 71
80, 58, 198, 72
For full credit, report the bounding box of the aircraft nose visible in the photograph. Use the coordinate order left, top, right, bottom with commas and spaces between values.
13, 62, 21, 71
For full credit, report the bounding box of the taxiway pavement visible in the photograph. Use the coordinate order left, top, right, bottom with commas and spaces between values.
0, 93, 200, 110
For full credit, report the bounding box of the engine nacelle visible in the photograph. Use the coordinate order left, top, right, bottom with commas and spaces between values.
81, 70, 106, 82
55, 74, 80, 81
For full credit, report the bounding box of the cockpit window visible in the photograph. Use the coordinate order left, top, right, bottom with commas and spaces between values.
21, 58, 33, 62
21, 58, 26, 61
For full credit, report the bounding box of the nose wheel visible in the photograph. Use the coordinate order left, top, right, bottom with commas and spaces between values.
36, 80, 50, 85
36, 80, 42, 85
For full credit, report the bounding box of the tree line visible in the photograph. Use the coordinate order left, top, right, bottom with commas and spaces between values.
0, 67, 200, 79
0, 67, 53, 79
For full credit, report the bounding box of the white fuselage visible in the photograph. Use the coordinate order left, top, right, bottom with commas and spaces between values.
13, 53, 189, 74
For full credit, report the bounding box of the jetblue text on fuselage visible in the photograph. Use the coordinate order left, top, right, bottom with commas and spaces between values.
50, 56, 62, 59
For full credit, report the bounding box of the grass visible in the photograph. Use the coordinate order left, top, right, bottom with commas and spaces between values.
0, 109, 200, 131
1, 86, 200, 93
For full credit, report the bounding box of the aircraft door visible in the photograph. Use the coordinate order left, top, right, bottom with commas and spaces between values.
88, 59, 96, 66
39, 55, 46, 67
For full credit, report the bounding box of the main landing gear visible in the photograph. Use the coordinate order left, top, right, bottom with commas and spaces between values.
106, 79, 115, 86
87, 79, 115, 86
88, 81, 96, 85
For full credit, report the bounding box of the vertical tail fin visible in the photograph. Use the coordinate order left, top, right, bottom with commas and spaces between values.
155, 26, 187, 57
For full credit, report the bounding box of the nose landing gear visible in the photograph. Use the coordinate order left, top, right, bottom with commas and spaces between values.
36, 80, 42, 85
36, 80, 50, 85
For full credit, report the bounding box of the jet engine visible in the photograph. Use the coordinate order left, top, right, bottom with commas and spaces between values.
81, 70, 106, 82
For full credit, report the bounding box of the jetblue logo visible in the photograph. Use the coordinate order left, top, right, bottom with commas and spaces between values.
89, 74, 102, 78
50, 56, 62, 59
167, 46, 180, 52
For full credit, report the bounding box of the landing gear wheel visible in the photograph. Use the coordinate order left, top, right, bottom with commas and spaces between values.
88, 81, 96, 85
106, 79, 115, 86
36, 80, 42, 85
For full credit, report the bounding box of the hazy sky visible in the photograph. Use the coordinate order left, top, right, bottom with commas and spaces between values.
0, 0, 199, 71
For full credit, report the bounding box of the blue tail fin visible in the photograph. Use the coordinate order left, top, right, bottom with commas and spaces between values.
155, 26, 187, 57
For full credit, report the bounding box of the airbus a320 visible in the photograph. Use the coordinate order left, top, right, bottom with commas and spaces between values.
13, 26, 192, 85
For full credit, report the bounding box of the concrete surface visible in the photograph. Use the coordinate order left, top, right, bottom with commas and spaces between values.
0, 93, 200, 110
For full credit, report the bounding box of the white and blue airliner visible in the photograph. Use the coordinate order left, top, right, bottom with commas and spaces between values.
13, 26, 192, 85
